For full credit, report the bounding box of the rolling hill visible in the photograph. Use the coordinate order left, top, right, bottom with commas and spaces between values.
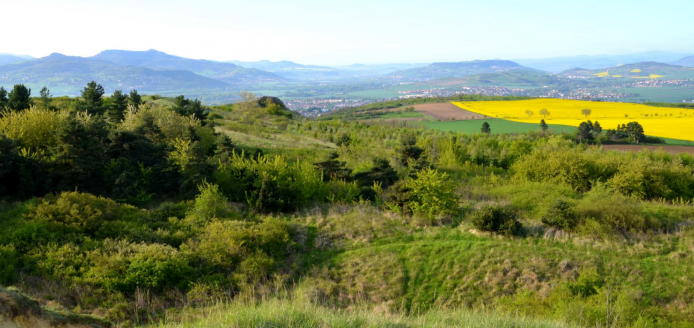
387, 60, 533, 81
92, 49, 286, 84
0, 54, 30, 66
0, 53, 229, 95
557, 61, 694, 79
673, 55, 694, 67
515, 51, 690, 73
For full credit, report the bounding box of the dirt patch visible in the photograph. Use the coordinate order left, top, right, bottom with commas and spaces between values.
602, 145, 694, 155
413, 103, 491, 120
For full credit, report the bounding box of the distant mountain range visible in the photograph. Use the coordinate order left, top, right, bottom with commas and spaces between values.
0, 53, 228, 95
92, 50, 285, 84
387, 60, 533, 81
0, 54, 32, 66
556, 62, 694, 80
227, 60, 432, 80
515, 52, 691, 73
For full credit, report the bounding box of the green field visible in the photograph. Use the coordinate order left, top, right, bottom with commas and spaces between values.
422, 118, 576, 134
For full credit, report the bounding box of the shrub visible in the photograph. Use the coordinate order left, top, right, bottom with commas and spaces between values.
541, 199, 579, 230
186, 182, 235, 226
405, 168, 458, 219
25, 191, 136, 237
469, 204, 522, 236
0, 245, 19, 285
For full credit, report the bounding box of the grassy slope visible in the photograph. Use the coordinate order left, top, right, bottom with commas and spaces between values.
422, 118, 576, 134
149, 299, 571, 328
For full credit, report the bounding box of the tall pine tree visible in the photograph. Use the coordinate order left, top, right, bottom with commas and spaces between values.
80, 81, 105, 115
109, 90, 128, 122
128, 89, 143, 107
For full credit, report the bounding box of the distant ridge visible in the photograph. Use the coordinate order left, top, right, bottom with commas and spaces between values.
557, 62, 694, 79
0, 54, 30, 66
673, 55, 694, 68
92, 49, 286, 84
388, 60, 531, 81
0, 53, 229, 95
515, 52, 691, 73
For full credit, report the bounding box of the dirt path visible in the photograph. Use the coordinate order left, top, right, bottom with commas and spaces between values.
602, 144, 694, 155
413, 103, 491, 120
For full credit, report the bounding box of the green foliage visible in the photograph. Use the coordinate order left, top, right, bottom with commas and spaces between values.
335, 133, 351, 147
173, 95, 208, 124
7, 84, 32, 111
469, 204, 522, 235
109, 90, 128, 122
186, 182, 235, 226
39, 86, 52, 109
80, 81, 105, 114
354, 157, 399, 189
541, 199, 578, 230
405, 168, 458, 219
481, 121, 491, 134
128, 89, 142, 107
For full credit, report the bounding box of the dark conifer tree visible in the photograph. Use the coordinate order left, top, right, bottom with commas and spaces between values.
540, 119, 548, 131
109, 90, 128, 122
128, 89, 142, 107
481, 121, 491, 134
7, 84, 32, 111
0, 87, 7, 108
80, 81, 105, 114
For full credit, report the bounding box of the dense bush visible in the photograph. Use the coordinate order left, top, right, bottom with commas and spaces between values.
469, 204, 522, 236
405, 168, 458, 219
541, 199, 579, 230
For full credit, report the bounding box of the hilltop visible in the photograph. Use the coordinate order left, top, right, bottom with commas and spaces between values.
673, 55, 694, 67
557, 61, 694, 79
0, 53, 229, 95
387, 60, 534, 81
92, 49, 285, 84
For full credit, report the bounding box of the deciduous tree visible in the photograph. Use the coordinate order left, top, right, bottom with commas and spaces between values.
539, 108, 550, 118
581, 108, 592, 118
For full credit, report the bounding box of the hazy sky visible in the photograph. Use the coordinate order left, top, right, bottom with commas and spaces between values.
2, 0, 693, 65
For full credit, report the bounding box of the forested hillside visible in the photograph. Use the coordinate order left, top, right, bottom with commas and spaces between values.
1, 84, 694, 328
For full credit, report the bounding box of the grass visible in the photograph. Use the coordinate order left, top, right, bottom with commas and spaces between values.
421, 118, 576, 134
378, 111, 426, 119
148, 298, 571, 328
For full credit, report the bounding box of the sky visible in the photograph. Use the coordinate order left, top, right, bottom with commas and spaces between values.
2, 0, 694, 65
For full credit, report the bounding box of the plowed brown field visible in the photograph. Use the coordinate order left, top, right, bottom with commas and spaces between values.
413, 103, 490, 120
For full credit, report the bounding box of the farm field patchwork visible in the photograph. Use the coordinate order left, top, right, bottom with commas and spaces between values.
452, 99, 694, 141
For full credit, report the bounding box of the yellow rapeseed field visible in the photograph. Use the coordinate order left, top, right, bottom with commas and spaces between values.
452, 99, 694, 141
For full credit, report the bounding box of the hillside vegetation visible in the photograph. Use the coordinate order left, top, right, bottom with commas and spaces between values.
1, 87, 694, 327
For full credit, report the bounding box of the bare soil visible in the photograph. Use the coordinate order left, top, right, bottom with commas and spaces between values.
602, 144, 694, 155
413, 103, 490, 120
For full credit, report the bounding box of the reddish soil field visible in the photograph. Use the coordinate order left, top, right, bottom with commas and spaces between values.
413, 103, 490, 120
602, 144, 694, 155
